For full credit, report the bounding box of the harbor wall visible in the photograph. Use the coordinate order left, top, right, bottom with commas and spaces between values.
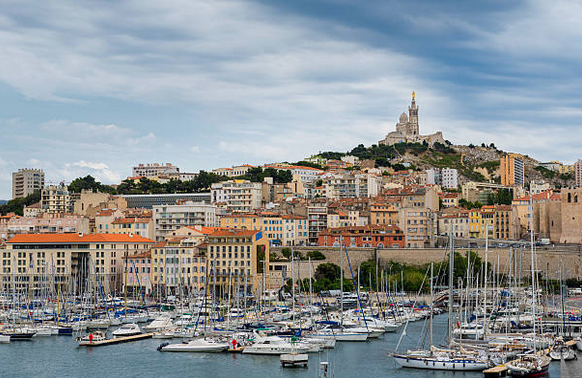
271, 246, 582, 280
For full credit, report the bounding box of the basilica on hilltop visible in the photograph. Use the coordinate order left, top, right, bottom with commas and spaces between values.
378, 92, 445, 146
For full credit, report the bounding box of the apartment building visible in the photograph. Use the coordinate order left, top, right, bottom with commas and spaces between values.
437, 210, 469, 238
206, 229, 269, 295
211, 180, 262, 212
0, 214, 90, 241
12, 169, 44, 199
370, 201, 400, 226
318, 224, 404, 248
211, 164, 255, 177
152, 201, 218, 241
123, 251, 152, 295
150, 237, 207, 295
500, 154, 525, 187
220, 213, 308, 246
132, 163, 179, 178
41, 184, 73, 214
426, 168, 458, 189
398, 207, 432, 248
111, 217, 154, 240
307, 206, 328, 245
468, 205, 511, 240
0, 233, 154, 292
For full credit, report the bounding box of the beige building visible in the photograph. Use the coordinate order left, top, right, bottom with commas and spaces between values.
220, 213, 308, 246
560, 188, 582, 244
438, 210, 470, 238
398, 207, 432, 248
150, 237, 207, 295
370, 202, 400, 225
207, 229, 270, 295
41, 184, 73, 214
111, 216, 154, 240
0, 233, 154, 292
12, 169, 44, 199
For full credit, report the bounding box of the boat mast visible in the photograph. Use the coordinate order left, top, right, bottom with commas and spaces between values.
340, 236, 344, 326
430, 261, 433, 347
529, 194, 537, 352
447, 226, 454, 348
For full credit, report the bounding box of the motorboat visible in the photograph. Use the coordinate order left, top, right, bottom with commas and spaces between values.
76, 331, 107, 343
144, 315, 174, 332
112, 323, 141, 338
158, 338, 230, 352
242, 336, 311, 355
0, 334, 10, 343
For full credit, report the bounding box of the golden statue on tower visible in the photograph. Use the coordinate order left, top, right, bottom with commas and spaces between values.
412, 91, 415, 100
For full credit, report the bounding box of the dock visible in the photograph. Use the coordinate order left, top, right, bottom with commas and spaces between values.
78, 333, 153, 347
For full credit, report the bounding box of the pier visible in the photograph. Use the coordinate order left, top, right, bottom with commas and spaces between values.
78, 333, 153, 347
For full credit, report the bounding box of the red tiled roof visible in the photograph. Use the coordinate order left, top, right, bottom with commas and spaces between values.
112, 217, 150, 224
208, 229, 260, 237
7, 233, 154, 244
124, 251, 151, 259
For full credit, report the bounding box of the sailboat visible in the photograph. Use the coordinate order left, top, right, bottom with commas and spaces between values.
506, 195, 551, 377
391, 232, 491, 371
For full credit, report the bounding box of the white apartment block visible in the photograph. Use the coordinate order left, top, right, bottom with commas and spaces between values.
12, 169, 44, 199
132, 163, 179, 178
210, 180, 262, 212
212, 165, 254, 177
322, 173, 379, 199
426, 168, 458, 189
153, 202, 218, 241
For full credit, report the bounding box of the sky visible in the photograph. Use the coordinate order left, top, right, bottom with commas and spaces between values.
1, 0, 581, 199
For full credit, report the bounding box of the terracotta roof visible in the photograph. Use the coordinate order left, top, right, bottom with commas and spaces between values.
112, 217, 150, 224
7, 233, 155, 244
514, 190, 554, 202
184, 226, 228, 234
208, 229, 260, 237
124, 251, 151, 259
152, 241, 167, 248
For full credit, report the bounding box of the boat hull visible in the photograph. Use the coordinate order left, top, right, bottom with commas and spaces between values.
393, 355, 489, 371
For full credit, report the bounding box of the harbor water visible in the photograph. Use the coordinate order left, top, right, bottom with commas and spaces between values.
1, 315, 563, 377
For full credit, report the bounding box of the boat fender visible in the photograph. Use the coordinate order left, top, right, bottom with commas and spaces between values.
157, 342, 169, 351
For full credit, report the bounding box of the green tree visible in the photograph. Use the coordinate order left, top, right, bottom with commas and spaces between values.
314, 263, 341, 282
0, 190, 41, 216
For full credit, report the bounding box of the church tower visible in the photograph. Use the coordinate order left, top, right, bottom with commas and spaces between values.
408, 91, 419, 136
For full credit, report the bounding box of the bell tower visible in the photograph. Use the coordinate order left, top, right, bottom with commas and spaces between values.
408, 91, 419, 136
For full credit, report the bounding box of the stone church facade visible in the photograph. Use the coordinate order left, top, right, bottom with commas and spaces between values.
379, 92, 445, 146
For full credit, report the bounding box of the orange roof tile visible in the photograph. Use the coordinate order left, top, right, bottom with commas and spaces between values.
112, 217, 150, 224
208, 229, 260, 237
7, 233, 154, 244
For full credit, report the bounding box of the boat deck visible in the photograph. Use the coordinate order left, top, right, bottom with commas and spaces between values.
78, 333, 153, 347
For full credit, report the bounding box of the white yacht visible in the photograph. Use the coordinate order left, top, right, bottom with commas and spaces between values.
144, 315, 174, 332
158, 338, 230, 352
242, 336, 311, 355
112, 323, 141, 337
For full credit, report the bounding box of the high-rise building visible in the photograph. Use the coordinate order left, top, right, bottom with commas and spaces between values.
211, 180, 262, 212
500, 154, 524, 187
12, 169, 44, 199
575, 160, 582, 187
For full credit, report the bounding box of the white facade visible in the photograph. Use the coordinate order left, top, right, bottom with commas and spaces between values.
152, 202, 218, 241
132, 163, 179, 178
210, 180, 262, 212
426, 168, 458, 189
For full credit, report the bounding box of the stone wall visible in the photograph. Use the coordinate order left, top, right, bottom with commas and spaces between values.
272, 246, 582, 280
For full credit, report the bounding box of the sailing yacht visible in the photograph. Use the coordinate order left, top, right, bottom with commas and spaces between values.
392, 234, 492, 372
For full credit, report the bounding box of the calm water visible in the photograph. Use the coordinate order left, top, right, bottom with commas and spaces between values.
1, 315, 564, 377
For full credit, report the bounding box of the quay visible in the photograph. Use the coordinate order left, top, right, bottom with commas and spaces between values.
78, 333, 153, 347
